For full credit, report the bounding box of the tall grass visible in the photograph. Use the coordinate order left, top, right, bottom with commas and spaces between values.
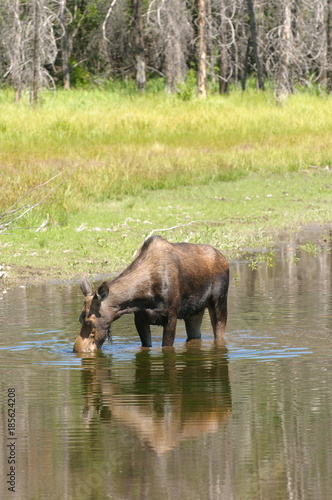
1, 86, 332, 213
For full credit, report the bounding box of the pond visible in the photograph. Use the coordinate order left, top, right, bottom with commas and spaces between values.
0, 225, 332, 500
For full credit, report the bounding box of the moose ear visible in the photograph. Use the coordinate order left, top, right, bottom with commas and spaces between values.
80, 275, 92, 296
95, 282, 109, 303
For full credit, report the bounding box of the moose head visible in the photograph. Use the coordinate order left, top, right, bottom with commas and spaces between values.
73, 275, 112, 353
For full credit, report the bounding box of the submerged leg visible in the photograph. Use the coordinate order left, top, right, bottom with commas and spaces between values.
208, 298, 228, 340
185, 310, 205, 341
162, 314, 177, 347
134, 311, 152, 347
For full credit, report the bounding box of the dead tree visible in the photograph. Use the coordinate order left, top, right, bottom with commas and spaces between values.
246, 0, 264, 90
60, 0, 70, 89
197, 0, 207, 97
241, 36, 250, 91
32, 0, 41, 105
219, 0, 230, 93
0, 170, 77, 234
163, 3, 189, 92
1, 0, 23, 101
275, 1, 293, 102
147, 0, 193, 92
0, 0, 58, 104
132, 0, 146, 91
13, 0, 22, 102
327, 0, 332, 92
206, 0, 216, 85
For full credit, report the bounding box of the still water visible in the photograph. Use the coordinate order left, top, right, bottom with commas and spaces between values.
0, 227, 332, 500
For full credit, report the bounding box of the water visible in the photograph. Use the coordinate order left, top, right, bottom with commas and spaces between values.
0, 226, 332, 500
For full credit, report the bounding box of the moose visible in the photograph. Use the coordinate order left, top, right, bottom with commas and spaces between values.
73, 235, 229, 352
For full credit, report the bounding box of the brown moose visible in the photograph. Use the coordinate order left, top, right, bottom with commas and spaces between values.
73, 235, 229, 352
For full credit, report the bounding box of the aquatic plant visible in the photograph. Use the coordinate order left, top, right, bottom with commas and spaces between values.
299, 241, 319, 257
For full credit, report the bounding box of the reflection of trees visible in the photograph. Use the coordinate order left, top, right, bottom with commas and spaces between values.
80, 343, 232, 454
0, 281, 84, 343
229, 355, 332, 500
230, 228, 332, 335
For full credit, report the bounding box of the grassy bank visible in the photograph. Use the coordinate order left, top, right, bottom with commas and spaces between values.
0, 88, 332, 286
1, 88, 332, 212
1, 170, 331, 287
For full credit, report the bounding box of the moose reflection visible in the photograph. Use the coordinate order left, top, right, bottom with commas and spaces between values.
79, 342, 232, 454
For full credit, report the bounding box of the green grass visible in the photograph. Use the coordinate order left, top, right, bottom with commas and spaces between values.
0, 87, 332, 285
1, 170, 331, 286
1, 87, 332, 211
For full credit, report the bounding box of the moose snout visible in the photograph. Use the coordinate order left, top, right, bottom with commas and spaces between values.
73, 335, 98, 353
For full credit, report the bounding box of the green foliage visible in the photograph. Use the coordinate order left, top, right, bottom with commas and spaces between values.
85, 2, 100, 28
248, 258, 258, 271
247, 250, 276, 271
299, 241, 319, 257
69, 61, 92, 88
265, 250, 276, 268
145, 78, 167, 94
176, 68, 197, 101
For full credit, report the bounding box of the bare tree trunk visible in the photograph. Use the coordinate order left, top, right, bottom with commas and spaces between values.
165, 35, 172, 93
276, 1, 293, 102
174, 36, 183, 87
242, 37, 250, 91
219, 0, 229, 94
157, 0, 189, 93
284, 2, 293, 92
197, 0, 207, 97
246, 0, 264, 90
32, 0, 40, 106
289, 0, 299, 91
327, 0, 332, 93
206, 0, 216, 85
132, 0, 146, 92
13, 0, 21, 102
291, 0, 299, 39
256, 0, 264, 90
164, 8, 176, 93
60, 0, 70, 89
234, 44, 239, 88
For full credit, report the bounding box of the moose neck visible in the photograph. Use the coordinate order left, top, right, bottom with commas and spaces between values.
107, 270, 153, 320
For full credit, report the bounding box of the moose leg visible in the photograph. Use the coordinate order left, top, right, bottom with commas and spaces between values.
162, 314, 177, 347
134, 312, 152, 347
185, 310, 205, 341
208, 298, 228, 340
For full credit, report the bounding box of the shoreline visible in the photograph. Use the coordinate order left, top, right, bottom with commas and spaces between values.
1, 169, 331, 292
1, 221, 331, 292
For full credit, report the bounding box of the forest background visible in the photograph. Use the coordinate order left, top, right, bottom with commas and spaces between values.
1, 0, 332, 99
0, 0, 332, 285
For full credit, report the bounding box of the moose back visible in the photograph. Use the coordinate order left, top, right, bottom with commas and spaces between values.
73, 236, 229, 352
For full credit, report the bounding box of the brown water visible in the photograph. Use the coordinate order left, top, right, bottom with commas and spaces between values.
0, 226, 332, 500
